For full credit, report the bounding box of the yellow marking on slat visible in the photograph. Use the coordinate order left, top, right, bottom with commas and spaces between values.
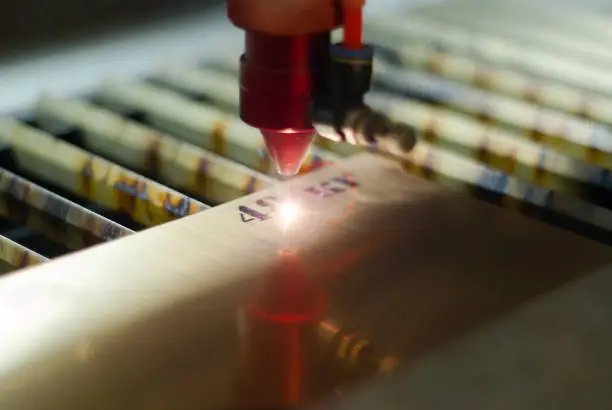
475, 135, 492, 167
532, 154, 551, 187
576, 95, 592, 120
488, 147, 518, 175
585, 146, 606, 167
425, 52, 445, 75
144, 134, 163, 178
242, 176, 259, 195
476, 109, 493, 125
527, 126, 546, 144
194, 157, 210, 198
472, 68, 492, 90
78, 156, 95, 198
523, 83, 541, 104
114, 172, 139, 216
211, 120, 228, 156
421, 116, 439, 145
400, 157, 419, 177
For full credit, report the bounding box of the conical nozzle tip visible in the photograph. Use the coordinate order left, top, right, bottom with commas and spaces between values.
261, 129, 315, 176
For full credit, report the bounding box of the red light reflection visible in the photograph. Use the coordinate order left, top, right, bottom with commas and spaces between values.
235, 248, 328, 408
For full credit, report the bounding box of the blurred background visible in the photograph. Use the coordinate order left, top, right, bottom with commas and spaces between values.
3, 0, 612, 56
4, 0, 612, 111
0, 0, 223, 57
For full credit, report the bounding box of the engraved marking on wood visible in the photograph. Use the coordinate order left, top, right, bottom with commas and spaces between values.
239, 176, 359, 223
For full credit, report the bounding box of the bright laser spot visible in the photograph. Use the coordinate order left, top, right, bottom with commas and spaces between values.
279, 201, 299, 228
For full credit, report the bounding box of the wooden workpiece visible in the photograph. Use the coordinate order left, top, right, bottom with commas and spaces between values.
0, 153, 609, 410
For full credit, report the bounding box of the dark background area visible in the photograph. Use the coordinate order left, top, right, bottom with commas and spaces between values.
1, 0, 223, 57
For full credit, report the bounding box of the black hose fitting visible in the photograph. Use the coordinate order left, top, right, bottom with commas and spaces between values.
329, 43, 374, 140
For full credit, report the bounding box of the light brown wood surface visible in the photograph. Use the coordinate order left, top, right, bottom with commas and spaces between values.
0, 153, 609, 409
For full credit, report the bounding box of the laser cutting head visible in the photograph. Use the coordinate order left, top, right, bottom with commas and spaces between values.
228, 0, 403, 176
237, 31, 330, 176
260, 129, 315, 176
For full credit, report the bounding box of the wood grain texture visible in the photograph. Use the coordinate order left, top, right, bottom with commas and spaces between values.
0, 153, 609, 410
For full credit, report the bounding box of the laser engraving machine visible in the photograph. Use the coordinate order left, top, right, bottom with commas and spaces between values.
1, 1, 612, 409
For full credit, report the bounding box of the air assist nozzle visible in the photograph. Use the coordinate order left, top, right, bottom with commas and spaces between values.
261, 129, 316, 176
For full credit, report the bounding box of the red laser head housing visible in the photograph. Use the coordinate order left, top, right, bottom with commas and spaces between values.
238, 31, 331, 176
229, 0, 373, 176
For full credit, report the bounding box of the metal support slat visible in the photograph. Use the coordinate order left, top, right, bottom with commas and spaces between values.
0, 169, 133, 249
160, 62, 612, 235
0, 235, 48, 272
0, 119, 207, 227
36, 97, 275, 204
96, 81, 341, 174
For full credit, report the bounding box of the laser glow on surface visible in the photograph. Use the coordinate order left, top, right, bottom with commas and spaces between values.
279, 201, 299, 230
